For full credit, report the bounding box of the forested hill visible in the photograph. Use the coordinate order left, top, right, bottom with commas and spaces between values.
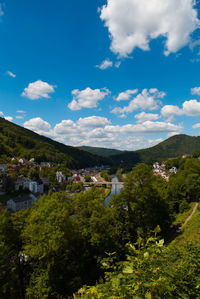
111, 134, 200, 167
78, 146, 123, 157
0, 117, 109, 168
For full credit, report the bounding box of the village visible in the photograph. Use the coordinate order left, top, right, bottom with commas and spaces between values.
0, 157, 110, 212
0, 154, 198, 213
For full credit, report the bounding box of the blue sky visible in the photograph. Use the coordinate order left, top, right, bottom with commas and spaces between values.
0, 0, 200, 150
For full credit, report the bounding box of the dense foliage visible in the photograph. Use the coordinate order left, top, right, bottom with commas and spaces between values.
79, 146, 123, 157
0, 159, 199, 298
76, 233, 200, 298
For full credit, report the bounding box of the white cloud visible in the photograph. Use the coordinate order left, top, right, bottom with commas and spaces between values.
4, 116, 13, 122
105, 121, 183, 134
135, 112, 160, 123
68, 87, 110, 110
7, 71, 16, 78
182, 99, 200, 116
191, 86, 200, 96
111, 88, 164, 115
167, 131, 181, 138
100, 0, 199, 57
23, 115, 183, 150
192, 123, 200, 129
77, 116, 111, 128
16, 110, 26, 113
54, 120, 80, 135
161, 105, 183, 121
16, 116, 25, 119
22, 80, 55, 100
96, 59, 113, 70
0, 111, 3, 116
24, 117, 51, 133
115, 89, 138, 101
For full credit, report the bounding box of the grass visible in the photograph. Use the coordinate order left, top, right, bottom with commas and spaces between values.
170, 203, 200, 246
172, 202, 197, 227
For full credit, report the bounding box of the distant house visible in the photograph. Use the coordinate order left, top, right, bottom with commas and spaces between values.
29, 158, 36, 164
0, 164, 8, 174
56, 171, 66, 183
7, 194, 36, 212
40, 162, 52, 168
19, 158, 26, 164
15, 178, 26, 191
169, 167, 177, 174
29, 180, 44, 194
75, 176, 81, 182
91, 176, 98, 182
182, 154, 190, 158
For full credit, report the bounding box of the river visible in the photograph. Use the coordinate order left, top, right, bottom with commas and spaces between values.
104, 175, 123, 207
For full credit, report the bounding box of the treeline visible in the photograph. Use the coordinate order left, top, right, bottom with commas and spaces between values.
0, 158, 200, 298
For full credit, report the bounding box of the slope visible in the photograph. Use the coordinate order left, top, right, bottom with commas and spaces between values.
0, 117, 109, 168
78, 146, 123, 157
111, 134, 200, 168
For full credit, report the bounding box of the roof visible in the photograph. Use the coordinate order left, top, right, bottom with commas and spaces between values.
9, 194, 33, 203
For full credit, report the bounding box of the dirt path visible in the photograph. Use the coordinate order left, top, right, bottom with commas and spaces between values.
179, 202, 199, 231
165, 202, 199, 244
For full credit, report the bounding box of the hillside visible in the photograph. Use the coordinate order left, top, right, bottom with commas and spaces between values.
0, 117, 109, 168
78, 146, 123, 157
111, 134, 200, 168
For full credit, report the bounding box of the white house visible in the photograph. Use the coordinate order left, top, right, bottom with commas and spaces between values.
18, 158, 26, 164
169, 167, 177, 174
29, 180, 44, 194
56, 171, 66, 183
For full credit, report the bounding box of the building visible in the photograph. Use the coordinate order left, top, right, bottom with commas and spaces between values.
29, 180, 44, 194
18, 158, 26, 164
0, 164, 8, 174
7, 194, 36, 212
169, 167, 177, 174
56, 171, 66, 183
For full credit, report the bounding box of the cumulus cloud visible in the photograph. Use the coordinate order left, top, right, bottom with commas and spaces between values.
7, 71, 16, 78
161, 105, 183, 121
22, 80, 55, 100
100, 0, 200, 57
191, 86, 200, 96
192, 123, 200, 129
182, 99, 200, 116
54, 120, 80, 135
24, 117, 51, 134
0, 111, 4, 116
77, 116, 110, 128
4, 116, 13, 122
68, 87, 110, 110
96, 59, 113, 70
135, 112, 160, 123
162, 99, 200, 120
112, 88, 164, 115
105, 121, 183, 134
115, 89, 138, 101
